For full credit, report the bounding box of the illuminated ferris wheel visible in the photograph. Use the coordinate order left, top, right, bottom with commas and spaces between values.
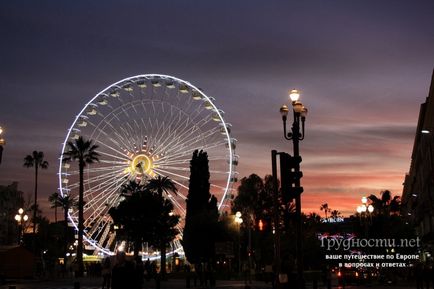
58, 74, 238, 255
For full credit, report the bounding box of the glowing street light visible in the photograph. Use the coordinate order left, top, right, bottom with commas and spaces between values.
15, 208, 28, 244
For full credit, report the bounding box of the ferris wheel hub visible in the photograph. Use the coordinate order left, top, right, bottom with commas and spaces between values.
126, 153, 156, 177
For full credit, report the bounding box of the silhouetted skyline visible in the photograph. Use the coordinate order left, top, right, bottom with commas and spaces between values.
1, 0, 434, 216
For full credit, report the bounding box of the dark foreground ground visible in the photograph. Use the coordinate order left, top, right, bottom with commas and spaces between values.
0, 277, 420, 289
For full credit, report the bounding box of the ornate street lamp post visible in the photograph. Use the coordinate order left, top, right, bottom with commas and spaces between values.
14, 208, 29, 244
279, 89, 308, 289
357, 196, 374, 236
0, 126, 5, 164
234, 211, 243, 275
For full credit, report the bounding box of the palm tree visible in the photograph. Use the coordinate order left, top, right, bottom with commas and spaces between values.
121, 180, 146, 197
307, 212, 322, 224
389, 196, 401, 215
320, 203, 330, 219
55, 194, 77, 268
48, 192, 59, 223
24, 151, 49, 233
146, 175, 178, 279
146, 175, 178, 199
368, 190, 399, 216
62, 136, 99, 277
330, 209, 342, 219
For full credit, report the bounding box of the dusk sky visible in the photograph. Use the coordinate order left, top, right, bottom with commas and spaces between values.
1, 0, 434, 218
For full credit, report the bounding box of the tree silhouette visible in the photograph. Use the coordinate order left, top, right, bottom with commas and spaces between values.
110, 182, 159, 257
146, 175, 178, 199
330, 209, 342, 219
389, 196, 401, 215
121, 179, 146, 196
231, 174, 281, 268
152, 197, 180, 276
320, 203, 330, 219
55, 194, 77, 268
48, 192, 59, 223
110, 179, 180, 271
232, 174, 264, 223
306, 212, 322, 225
183, 150, 219, 266
24, 151, 49, 234
62, 136, 99, 277
146, 175, 178, 279
368, 190, 400, 216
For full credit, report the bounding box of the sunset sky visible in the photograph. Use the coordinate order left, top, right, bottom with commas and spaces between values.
1, 0, 434, 218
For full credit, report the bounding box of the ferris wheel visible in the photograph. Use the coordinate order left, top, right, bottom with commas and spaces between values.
58, 74, 238, 255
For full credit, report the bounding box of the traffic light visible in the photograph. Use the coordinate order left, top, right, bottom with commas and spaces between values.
280, 152, 303, 203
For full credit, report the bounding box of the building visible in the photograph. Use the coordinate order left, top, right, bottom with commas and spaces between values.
0, 182, 24, 245
0, 245, 35, 278
402, 70, 434, 258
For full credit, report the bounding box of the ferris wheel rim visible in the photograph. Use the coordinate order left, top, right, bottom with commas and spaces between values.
58, 74, 236, 255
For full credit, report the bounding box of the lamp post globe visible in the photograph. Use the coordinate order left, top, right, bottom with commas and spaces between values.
289, 89, 300, 103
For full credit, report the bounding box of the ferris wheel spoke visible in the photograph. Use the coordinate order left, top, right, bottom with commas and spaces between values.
197, 140, 229, 152
155, 158, 191, 166
101, 131, 129, 153
161, 137, 224, 162
79, 170, 126, 191
153, 167, 189, 181
84, 182, 124, 217
169, 126, 221, 155
95, 141, 130, 160
160, 117, 217, 156
97, 150, 130, 162
180, 120, 221, 148
157, 151, 193, 164
99, 160, 129, 166
96, 141, 129, 160
153, 115, 193, 155
68, 164, 126, 175
121, 106, 131, 119
118, 125, 136, 149
153, 113, 201, 152
85, 181, 125, 214
157, 165, 228, 175
99, 121, 134, 152
151, 106, 190, 151
85, 176, 121, 205
172, 199, 186, 215
101, 112, 136, 150
89, 221, 109, 244
157, 126, 201, 156
86, 170, 127, 196
210, 183, 227, 190
140, 118, 150, 136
